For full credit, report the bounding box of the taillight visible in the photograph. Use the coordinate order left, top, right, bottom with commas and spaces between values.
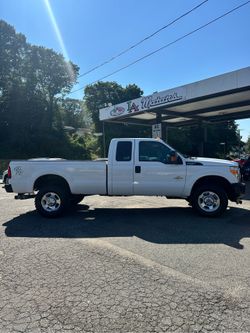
8, 165, 11, 178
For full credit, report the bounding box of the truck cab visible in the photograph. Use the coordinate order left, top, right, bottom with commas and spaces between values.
108, 138, 186, 197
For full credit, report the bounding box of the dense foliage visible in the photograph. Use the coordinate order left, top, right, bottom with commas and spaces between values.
0, 20, 89, 159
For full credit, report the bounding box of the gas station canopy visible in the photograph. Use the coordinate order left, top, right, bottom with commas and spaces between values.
99, 67, 250, 128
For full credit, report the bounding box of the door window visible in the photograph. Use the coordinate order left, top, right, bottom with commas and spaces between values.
139, 141, 173, 164
116, 141, 132, 161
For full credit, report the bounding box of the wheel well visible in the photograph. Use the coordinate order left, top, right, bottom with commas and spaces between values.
190, 176, 233, 199
33, 174, 71, 193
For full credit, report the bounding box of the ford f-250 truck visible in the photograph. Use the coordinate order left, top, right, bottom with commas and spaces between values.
5, 138, 245, 218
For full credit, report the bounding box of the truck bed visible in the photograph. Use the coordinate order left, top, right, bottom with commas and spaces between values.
9, 160, 107, 195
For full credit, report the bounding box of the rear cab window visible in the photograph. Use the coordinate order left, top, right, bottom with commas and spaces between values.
116, 141, 132, 161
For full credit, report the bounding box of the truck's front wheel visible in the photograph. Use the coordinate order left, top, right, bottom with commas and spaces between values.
191, 185, 228, 217
35, 186, 70, 218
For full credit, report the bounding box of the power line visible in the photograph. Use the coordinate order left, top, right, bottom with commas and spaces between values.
77, 0, 209, 78
69, 0, 250, 96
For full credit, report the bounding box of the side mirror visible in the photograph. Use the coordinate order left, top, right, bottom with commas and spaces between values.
170, 150, 178, 163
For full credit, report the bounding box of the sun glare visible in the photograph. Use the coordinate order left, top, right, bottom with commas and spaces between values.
43, 0, 75, 80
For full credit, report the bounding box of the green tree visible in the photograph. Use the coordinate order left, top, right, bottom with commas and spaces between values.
60, 98, 91, 129
0, 20, 27, 143
28, 45, 79, 129
0, 20, 89, 159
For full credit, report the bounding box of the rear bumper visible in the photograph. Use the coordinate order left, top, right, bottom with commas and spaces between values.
4, 184, 13, 193
230, 182, 245, 201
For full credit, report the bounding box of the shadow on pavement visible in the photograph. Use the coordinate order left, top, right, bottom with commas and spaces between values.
3, 203, 250, 250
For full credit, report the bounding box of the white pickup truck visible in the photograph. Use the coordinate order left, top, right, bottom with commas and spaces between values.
5, 138, 245, 217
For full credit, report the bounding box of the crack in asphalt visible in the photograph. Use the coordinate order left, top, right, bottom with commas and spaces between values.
0, 237, 250, 333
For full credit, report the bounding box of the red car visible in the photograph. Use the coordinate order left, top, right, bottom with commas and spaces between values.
234, 158, 247, 168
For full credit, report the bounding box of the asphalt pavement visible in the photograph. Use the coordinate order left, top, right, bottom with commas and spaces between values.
0, 183, 250, 332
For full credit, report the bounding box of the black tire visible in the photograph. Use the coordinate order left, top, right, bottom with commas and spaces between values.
3, 175, 8, 185
191, 185, 228, 217
70, 194, 84, 206
35, 185, 70, 218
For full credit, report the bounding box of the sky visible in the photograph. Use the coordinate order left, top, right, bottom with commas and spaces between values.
0, 0, 250, 141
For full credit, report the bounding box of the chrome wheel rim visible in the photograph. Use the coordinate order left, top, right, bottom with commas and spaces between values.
198, 191, 220, 212
41, 192, 61, 212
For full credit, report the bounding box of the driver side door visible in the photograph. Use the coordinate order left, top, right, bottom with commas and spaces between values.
133, 140, 186, 196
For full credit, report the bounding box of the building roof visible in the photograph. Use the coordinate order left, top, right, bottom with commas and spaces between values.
99, 67, 250, 127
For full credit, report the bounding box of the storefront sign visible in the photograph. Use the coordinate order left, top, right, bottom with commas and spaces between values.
99, 87, 186, 121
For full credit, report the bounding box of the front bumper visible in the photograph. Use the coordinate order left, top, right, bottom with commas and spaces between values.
4, 184, 13, 193
230, 182, 245, 202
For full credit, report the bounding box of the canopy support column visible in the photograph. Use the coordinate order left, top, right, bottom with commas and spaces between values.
198, 121, 208, 157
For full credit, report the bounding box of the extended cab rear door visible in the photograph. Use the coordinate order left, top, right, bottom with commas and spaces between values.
108, 139, 135, 195
133, 139, 186, 196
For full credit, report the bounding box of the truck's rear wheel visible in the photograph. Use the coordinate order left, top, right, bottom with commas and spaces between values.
191, 185, 228, 217
35, 185, 70, 218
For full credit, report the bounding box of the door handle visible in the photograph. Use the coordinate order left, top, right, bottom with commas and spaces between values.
174, 176, 183, 180
135, 166, 141, 173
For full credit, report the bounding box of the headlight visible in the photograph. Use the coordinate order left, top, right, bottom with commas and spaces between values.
229, 166, 240, 180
